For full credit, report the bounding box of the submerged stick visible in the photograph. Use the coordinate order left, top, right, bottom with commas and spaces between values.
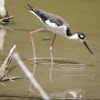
0, 45, 16, 80
0, 16, 14, 22
13, 53, 50, 100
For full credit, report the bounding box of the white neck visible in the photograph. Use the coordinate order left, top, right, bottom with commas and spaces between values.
68, 33, 79, 40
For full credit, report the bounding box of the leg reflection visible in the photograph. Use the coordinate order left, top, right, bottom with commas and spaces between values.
29, 63, 40, 96
49, 63, 56, 87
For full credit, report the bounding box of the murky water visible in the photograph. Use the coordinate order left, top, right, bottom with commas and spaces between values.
0, 0, 99, 99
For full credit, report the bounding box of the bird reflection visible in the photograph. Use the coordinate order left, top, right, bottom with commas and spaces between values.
29, 63, 41, 96
49, 64, 53, 82
29, 62, 55, 96
49, 63, 55, 87
0, 28, 7, 52
65, 89, 86, 99
27, 58, 95, 98
0, 25, 14, 53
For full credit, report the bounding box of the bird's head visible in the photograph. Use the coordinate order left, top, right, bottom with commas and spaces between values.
76, 32, 94, 55
77, 32, 86, 41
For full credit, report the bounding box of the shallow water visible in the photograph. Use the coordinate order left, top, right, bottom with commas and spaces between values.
0, 0, 99, 99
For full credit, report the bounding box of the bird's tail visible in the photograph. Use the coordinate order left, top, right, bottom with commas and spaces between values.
27, 4, 33, 9
27, 4, 36, 12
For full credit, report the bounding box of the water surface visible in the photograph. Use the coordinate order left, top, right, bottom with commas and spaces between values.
0, 0, 99, 99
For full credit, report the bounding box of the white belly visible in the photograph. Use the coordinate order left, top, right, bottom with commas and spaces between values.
45, 20, 67, 37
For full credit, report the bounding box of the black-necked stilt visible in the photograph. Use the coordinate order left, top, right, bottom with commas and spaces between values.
0, 0, 9, 24
27, 4, 93, 64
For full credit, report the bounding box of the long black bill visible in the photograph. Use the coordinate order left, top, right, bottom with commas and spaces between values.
83, 41, 94, 55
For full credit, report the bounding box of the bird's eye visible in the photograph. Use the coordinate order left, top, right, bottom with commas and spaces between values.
80, 35, 84, 39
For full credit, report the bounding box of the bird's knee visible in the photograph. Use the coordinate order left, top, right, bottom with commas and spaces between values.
50, 46, 52, 51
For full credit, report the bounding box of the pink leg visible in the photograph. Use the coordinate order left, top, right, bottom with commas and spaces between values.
30, 28, 46, 63
50, 34, 57, 64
